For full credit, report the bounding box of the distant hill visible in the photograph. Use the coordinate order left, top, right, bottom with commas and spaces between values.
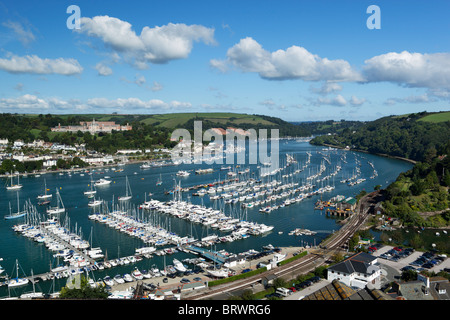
311, 111, 450, 162
21, 112, 310, 137
0, 112, 311, 154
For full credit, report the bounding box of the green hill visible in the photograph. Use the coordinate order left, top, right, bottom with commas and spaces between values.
311, 111, 450, 162
0, 112, 310, 154
417, 111, 450, 123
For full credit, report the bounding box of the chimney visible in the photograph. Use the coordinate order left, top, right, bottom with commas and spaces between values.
418, 273, 430, 288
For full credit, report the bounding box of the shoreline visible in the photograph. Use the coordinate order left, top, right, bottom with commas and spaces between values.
319, 143, 417, 165
0, 157, 170, 179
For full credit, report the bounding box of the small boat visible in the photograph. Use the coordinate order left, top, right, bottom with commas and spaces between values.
113, 274, 125, 284
37, 179, 52, 200
4, 193, 27, 220
206, 268, 229, 278
103, 276, 115, 286
173, 258, 187, 273
94, 178, 111, 187
88, 198, 103, 207
46, 189, 65, 215
8, 259, 29, 288
123, 273, 133, 282
84, 176, 97, 196
131, 268, 143, 280
6, 172, 22, 190
176, 170, 190, 177
140, 162, 151, 169
118, 176, 132, 201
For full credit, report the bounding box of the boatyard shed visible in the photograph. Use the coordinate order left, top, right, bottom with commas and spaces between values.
336, 197, 357, 211
223, 254, 246, 268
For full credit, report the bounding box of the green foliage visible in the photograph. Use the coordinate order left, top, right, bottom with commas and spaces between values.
59, 275, 108, 299
278, 250, 308, 266
401, 270, 418, 282
382, 141, 450, 227
310, 111, 450, 162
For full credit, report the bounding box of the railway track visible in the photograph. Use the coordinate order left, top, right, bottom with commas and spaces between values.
186, 195, 371, 300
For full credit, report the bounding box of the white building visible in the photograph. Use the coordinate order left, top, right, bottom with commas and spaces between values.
327, 252, 381, 290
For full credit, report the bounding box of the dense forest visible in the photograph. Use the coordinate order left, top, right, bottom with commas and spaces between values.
310, 112, 450, 162
0, 113, 177, 154
292, 119, 365, 135
382, 141, 450, 228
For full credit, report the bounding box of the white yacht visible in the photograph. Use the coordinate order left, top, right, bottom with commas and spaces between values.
123, 273, 133, 282
206, 268, 229, 278
46, 189, 65, 215
113, 274, 125, 284
173, 258, 187, 273
8, 260, 29, 288
84, 176, 97, 196
132, 268, 144, 280
88, 198, 103, 207
103, 276, 115, 287
118, 176, 132, 201
94, 178, 111, 187
6, 172, 22, 190
176, 170, 190, 177
37, 179, 52, 200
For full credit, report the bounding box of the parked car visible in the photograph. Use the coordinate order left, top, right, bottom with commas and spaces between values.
401, 266, 416, 272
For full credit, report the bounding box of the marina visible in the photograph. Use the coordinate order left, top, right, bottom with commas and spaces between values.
0, 139, 413, 298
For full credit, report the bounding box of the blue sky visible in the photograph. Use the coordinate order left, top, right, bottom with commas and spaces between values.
0, 0, 449, 121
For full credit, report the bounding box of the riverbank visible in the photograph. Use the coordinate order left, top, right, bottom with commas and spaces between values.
319, 143, 417, 165
0, 157, 171, 179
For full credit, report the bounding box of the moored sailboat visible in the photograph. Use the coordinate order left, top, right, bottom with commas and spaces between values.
8, 259, 29, 288
46, 189, 66, 215
118, 176, 132, 201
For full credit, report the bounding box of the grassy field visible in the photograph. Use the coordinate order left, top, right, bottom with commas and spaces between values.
418, 111, 450, 123
23, 112, 278, 128
139, 112, 276, 128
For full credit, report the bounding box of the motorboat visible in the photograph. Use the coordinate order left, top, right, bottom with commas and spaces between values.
123, 273, 133, 282
113, 274, 125, 284
103, 276, 115, 286
94, 178, 111, 187
176, 170, 190, 177
173, 258, 187, 273
131, 268, 143, 280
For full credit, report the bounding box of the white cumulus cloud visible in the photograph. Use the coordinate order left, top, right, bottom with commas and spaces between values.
77, 16, 216, 68
212, 37, 362, 82
363, 51, 450, 89
0, 54, 83, 75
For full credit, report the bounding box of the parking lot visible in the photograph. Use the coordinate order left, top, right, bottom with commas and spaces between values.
370, 245, 450, 274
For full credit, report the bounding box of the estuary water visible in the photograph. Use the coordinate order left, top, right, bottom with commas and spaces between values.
0, 139, 412, 297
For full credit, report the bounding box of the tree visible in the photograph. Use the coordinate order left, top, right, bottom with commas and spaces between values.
401, 270, 418, 282
272, 277, 287, 289
59, 275, 108, 299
